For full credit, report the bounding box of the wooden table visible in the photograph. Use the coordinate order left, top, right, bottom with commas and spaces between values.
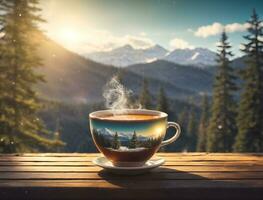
0, 153, 262, 200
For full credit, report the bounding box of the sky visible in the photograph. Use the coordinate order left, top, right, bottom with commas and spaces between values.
40, 0, 263, 56
91, 119, 166, 137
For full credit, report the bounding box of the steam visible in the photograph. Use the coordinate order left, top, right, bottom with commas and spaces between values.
103, 76, 141, 112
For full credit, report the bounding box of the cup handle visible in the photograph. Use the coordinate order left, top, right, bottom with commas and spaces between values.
161, 122, 181, 147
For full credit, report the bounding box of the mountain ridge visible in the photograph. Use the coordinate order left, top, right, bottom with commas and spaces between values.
87, 44, 168, 67
126, 60, 214, 94
86, 44, 218, 67
164, 47, 217, 67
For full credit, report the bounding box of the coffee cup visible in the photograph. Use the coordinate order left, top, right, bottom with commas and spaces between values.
89, 109, 181, 167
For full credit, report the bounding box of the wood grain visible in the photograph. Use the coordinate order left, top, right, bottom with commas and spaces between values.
0, 153, 262, 200
1, 171, 263, 180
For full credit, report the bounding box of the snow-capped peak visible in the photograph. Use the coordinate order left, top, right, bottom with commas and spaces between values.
164, 48, 217, 68
86, 44, 217, 68
97, 128, 114, 136
97, 128, 135, 139
86, 44, 168, 67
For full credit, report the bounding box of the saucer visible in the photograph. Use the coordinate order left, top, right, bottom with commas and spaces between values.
93, 156, 165, 175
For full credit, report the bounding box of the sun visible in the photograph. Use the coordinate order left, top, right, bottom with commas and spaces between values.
60, 28, 79, 44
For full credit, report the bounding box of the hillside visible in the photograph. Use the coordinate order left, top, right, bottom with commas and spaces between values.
127, 60, 214, 94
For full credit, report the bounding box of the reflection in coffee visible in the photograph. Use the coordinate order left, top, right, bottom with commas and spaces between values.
90, 113, 166, 166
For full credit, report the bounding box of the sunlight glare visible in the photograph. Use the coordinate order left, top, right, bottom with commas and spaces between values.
155, 126, 165, 135
60, 28, 79, 44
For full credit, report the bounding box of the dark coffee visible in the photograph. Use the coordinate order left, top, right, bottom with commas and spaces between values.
99, 140, 160, 164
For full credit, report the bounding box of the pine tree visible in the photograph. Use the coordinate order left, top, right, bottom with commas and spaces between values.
139, 79, 152, 109
157, 87, 169, 113
186, 99, 198, 152
178, 108, 188, 131
0, 0, 63, 153
0, 1, 12, 152
196, 94, 210, 152
156, 87, 169, 152
207, 31, 237, 152
234, 9, 263, 152
176, 107, 190, 151
129, 131, 138, 149
112, 132, 120, 149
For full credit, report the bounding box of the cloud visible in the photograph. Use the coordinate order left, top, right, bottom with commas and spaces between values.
169, 38, 194, 50
80, 32, 154, 53
194, 23, 223, 38
225, 23, 249, 33
123, 35, 154, 49
194, 22, 250, 38
50, 28, 155, 54
84, 30, 154, 52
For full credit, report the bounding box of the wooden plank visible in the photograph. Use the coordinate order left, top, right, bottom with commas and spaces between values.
0, 153, 262, 200
0, 171, 263, 180
0, 165, 262, 172
0, 179, 263, 188
1, 161, 262, 166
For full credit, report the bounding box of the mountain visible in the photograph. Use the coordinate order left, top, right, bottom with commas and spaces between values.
231, 55, 246, 69
97, 128, 114, 137
203, 55, 245, 75
97, 128, 128, 141
97, 128, 148, 141
127, 60, 214, 94
39, 36, 246, 105
37, 36, 195, 104
37, 36, 117, 103
86, 44, 168, 67
86, 45, 217, 67
97, 128, 128, 139
163, 48, 217, 68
